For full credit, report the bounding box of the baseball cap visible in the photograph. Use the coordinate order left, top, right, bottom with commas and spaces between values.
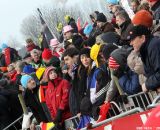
128, 25, 151, 41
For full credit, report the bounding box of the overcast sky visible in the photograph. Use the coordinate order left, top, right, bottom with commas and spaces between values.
0, 0, 52, 45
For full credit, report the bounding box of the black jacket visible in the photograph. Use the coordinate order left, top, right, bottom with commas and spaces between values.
151, 1, 160, 20
24, 86, 48, 123
140, 36, 160, 90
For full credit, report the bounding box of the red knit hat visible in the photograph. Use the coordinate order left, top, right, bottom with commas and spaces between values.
42, 49, 53, 60
132, 10, 153, 28
147, 0, 158, 2
108, 56, 120, 69
43, 66, 56, 79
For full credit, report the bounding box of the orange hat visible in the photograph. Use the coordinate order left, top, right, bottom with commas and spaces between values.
147, 0, 158, 2
132, 10, 153, 28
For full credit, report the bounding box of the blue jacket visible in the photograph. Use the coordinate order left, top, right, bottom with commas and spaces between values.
119, 69, 141, 95
140, 36, 160, 90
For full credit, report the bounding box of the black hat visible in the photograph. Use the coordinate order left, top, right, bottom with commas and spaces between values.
101, 32, 120, 44
96, 13, 107, 23
79, 48, 90, 57
102, 43, 118, 61
128, 25, 151, 41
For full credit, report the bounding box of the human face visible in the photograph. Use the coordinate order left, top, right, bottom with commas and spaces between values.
97, 21, 104, 28
130, 35, 145, 52
116, 15, 124, 27
64, 56, 74, 69
49, 70, 57, 80
64, 31, 72, 40
80, 54, 92, 68
32, 53, 40, 62
108, 4, 114, 11
27, 78, 36, 90
131, 2, 138, 13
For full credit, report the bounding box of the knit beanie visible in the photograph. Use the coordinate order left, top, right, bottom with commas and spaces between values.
96, 13, 107, 23
110, 48, 130, 68
1, 43, 8, 50
102, 43, 118, 61
83, 24, 93, 36
109, 56, 120, 69
79, 48, 91, 58
101, 32, 120, 44
132, 10, 153, 28
106, 0, 119, 5
90, 44, 101, 67
43, 66, 56, 80
23, 65, 35, 74
21, 75, 33, 88
42, 48, 53, 60
147, 0, 158, 2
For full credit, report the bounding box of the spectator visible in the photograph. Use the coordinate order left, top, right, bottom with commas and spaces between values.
43, 66, 71, 128
20, 75, 49, 126
63, 25, 83, 50
41, 48, 60, 68
25, 38, 40, 52
131, 0, 140, 13
147, 0, 160, 20
115, 10, 133, 46
129, 25, 160, 92
30, 49, 44, 69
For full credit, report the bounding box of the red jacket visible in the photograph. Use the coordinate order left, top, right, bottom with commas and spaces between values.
45, 77, 71, 121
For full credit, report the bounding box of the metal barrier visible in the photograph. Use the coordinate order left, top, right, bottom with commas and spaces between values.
147, 95, 160, 109
65, 116, 80, 130
118, 91, 159, 112
81, 107, 144, 130
3, 116, 23, 130
64, 101, 122, 130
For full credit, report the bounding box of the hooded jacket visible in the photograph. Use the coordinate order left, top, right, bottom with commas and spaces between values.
45, 77, 71, 122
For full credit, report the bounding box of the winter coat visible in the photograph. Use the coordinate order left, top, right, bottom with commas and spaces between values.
45, 77, 71, 121
127, 50, 147, 85
69, 66, 88, 116
119, 20, 133, 46
151, 1, 160, 20
119, 69, 141, 95
30, 60, 45, 70
0, 48, 21, 67
87, 65, 109, 105
140, 36, 160, 90
24, 86, 49, 123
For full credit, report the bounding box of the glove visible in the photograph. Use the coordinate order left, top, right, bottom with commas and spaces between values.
22, 112, 33, 129
54, 109, 63, 123
117, 95, 128, 104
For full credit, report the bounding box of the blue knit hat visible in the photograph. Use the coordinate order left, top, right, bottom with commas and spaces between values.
106, 0, 119, 5
23, 65, 35, 74
83, 24, 93, 36
21, 75, 33, 88
1, 43, 8, 50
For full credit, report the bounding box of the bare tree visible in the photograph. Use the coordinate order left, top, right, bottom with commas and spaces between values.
20, 14, 41, 45
20, 0, 111, 43
7, 36, 22, 49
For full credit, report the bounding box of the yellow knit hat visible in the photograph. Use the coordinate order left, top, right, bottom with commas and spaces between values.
36, 67, 46, 80
64, 15, 71, 23
90, 43, 101, 67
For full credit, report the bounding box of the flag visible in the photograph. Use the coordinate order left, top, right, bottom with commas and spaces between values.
77, 115, 91, 130
37, 8, 54, 50
40, 122, 55, 130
